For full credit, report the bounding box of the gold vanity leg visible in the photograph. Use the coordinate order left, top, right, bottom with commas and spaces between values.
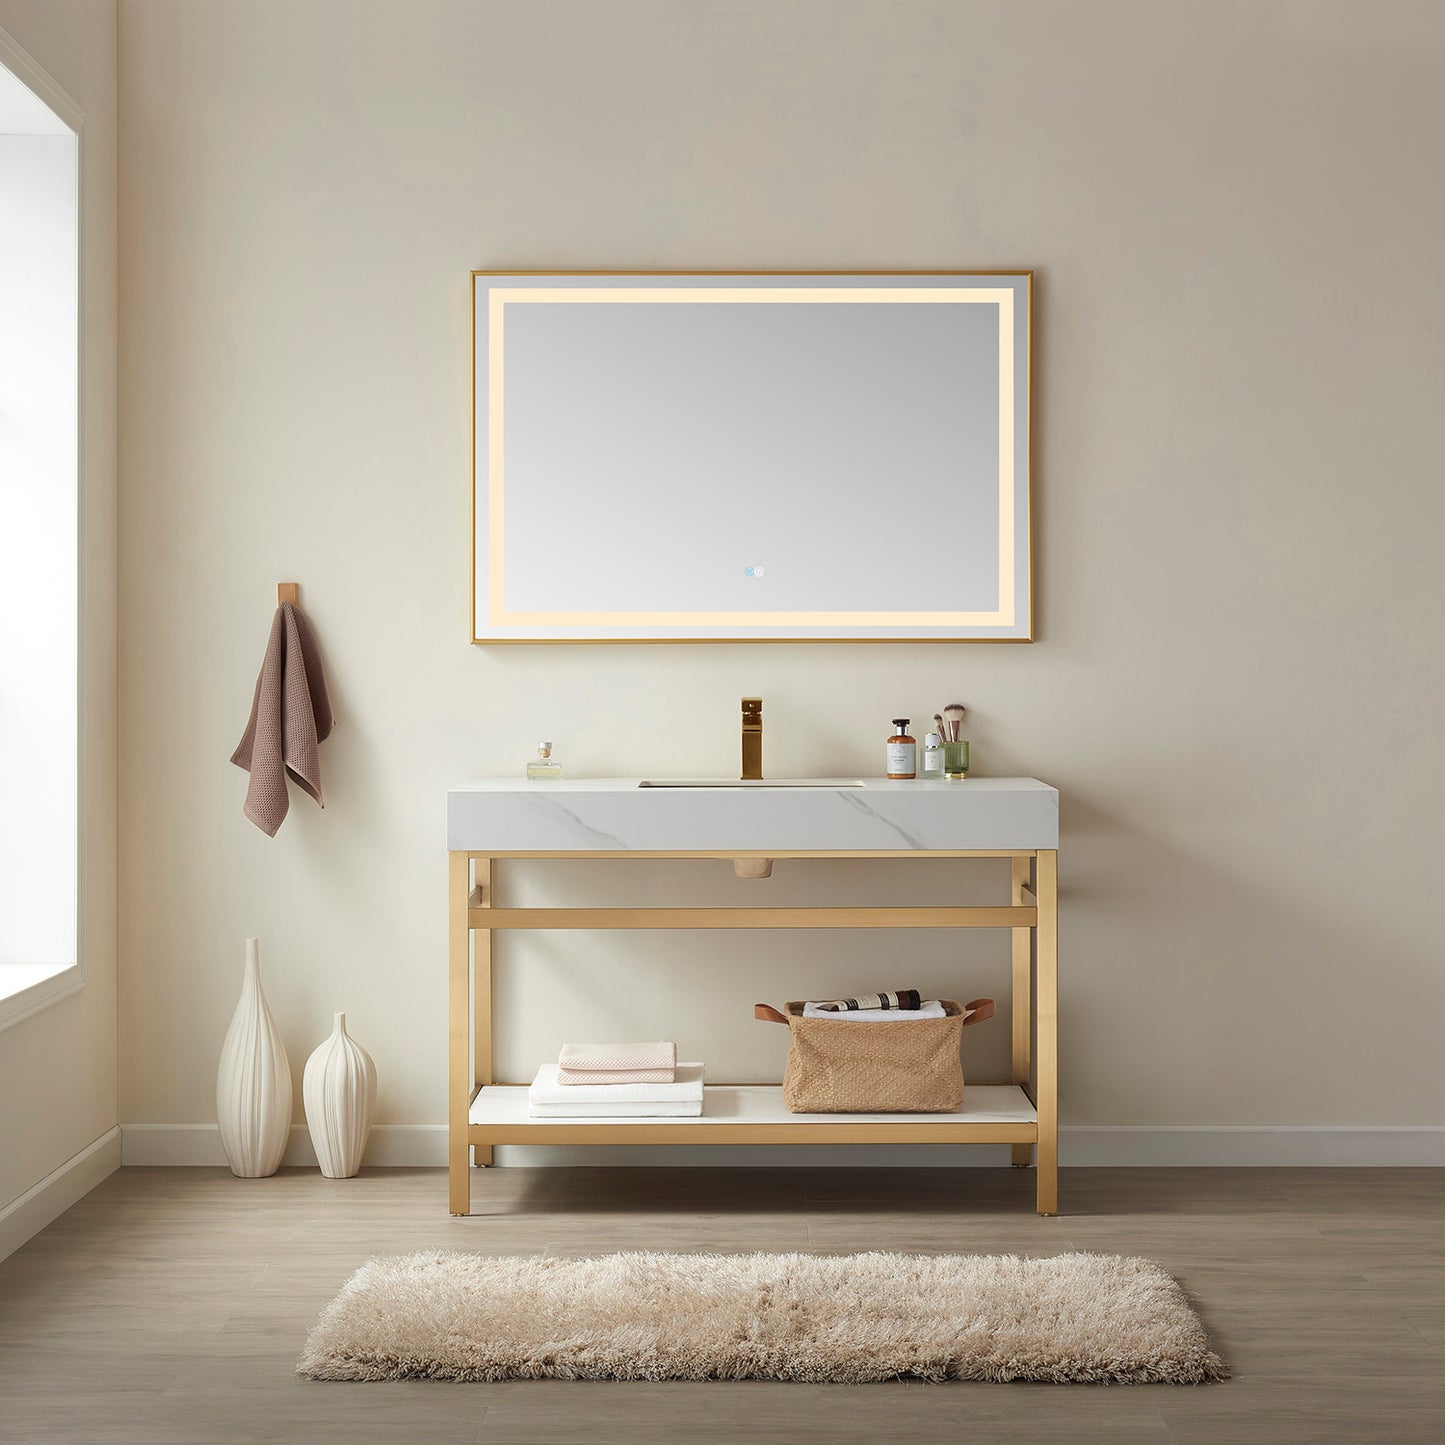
1035, 849, 1058, 1216
472, 858, 494, 1167
448, 851, 472, 1215
1011, 854, 1034, 1168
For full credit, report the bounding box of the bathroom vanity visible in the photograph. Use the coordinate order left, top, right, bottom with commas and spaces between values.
447, 777, 1059, 1214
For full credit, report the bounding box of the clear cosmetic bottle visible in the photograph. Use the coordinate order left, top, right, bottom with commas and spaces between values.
526, 741, 563, 780
920, 732, 943, 778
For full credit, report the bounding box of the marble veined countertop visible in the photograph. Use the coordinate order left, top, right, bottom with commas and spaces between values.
446, 776, 1058, 853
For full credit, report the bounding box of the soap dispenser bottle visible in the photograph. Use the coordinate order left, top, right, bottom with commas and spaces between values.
886, 720, 917, 780
526, 741, 562, 780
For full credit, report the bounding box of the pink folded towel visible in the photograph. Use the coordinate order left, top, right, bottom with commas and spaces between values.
557, 1041, 676, 1086
230, 602, 334, 837
557, 1066, 676, 1086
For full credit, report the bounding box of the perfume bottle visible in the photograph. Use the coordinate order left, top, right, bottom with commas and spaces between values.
920, 732, 943, 778
526, 741, 562, 780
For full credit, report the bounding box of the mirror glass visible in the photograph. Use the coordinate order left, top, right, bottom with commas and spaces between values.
473, 273, 1031, 641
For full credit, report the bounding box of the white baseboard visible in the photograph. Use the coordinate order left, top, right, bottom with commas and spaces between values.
120, 1123, 446, 1168
118, 1123, 1445, 1170
1063, 1125, 1445, 1167
0, 1128, 122, 1264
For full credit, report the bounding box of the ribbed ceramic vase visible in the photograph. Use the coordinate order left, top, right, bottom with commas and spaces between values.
215, 937, 292, 1178
303, 1012, 377, 1179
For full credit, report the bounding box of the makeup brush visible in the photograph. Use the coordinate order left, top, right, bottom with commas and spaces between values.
944, 702, 966, 742
933, 714, 946, 744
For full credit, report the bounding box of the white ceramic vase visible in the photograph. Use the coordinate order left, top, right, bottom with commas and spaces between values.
303, 1012, 377, 1179
216, 937, 293, 1178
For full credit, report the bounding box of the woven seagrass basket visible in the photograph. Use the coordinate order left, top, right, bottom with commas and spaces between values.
753, 998, 995, 1113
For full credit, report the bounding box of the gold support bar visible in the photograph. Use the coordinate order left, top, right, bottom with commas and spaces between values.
470, 905, 1037, 930
447, 853, 472, 1215
471, 858, 493, 1169
1010, 856, 1034, 1169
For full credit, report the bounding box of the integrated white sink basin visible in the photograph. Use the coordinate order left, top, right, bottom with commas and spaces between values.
447, 776, 1058, 853
639, 779, 865, 789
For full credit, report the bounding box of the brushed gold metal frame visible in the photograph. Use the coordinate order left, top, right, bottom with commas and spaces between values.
469, 270, 1035, 644
447, 848, 1059, 1217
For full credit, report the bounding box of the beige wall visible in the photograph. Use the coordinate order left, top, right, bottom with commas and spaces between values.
117, 1, 1445, 1158
0, 0, 117, 1207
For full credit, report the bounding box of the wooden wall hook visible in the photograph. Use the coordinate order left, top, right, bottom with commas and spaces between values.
277, 582, 299, 606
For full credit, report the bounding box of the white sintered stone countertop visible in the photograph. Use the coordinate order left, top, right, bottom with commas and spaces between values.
446, 777, 1058, 853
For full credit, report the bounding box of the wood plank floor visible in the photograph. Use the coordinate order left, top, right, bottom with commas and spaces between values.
1, 1166, 1441, 1444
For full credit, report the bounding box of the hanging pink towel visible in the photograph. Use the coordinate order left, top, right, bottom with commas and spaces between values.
230, 601, 334, 836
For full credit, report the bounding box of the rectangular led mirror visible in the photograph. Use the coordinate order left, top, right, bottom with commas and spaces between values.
472, 271, 1032, 642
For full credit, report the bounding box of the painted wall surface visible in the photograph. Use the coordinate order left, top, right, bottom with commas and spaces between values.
0, 0, 117, 1209
117, 1, 1445, 1156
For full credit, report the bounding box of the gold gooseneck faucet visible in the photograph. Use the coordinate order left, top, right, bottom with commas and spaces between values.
741, 697, 763, 780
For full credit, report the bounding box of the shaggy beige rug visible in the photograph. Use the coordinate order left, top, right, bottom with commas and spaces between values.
298, 1250, 1226, 1385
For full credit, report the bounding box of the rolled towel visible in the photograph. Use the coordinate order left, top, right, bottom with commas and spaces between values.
803, 999, 947, 1021
529, 1062, 703, 1109
811, 990, 921, 1013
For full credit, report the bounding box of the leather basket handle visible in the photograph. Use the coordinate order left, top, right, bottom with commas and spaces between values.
754, 1003, 789, 1025
962, 997, 995, 1026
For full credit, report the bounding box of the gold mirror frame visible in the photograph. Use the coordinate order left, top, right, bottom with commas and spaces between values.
471, 270, 1033, 644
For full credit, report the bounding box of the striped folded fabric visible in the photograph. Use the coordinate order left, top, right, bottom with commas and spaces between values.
557, 1040, 677, 1086
803, 999, 946, 1021
810, 990, 922, 1013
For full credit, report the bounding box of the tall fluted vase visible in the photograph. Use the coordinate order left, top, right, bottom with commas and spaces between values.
303, 1013, 377, 1179
216, 937, 292, 1178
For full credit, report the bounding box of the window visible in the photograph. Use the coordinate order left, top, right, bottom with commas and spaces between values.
0, 49, 80, 1027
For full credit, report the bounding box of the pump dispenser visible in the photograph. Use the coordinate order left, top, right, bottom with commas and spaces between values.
886, 719, 917, 779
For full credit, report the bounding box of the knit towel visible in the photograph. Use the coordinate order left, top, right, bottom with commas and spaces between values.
529, 1062, 703, 1107
558, 1066, 676, 1086
230, 602, 334, 837
558, 1042, 677, 1073
803, 999, 947, 1021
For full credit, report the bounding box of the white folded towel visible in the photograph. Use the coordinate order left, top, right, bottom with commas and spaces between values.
528, 1062, 704, 1107
528, 1099, 704, 1118
802, 999, 947, 1021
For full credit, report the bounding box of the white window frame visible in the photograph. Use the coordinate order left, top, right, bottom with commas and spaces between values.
0, 25, 86, 1034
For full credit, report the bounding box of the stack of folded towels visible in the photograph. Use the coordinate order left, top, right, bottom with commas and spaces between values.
528, 1041, 704, 1118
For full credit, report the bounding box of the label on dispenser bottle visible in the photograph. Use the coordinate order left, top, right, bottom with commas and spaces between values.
886, 742, 917, 778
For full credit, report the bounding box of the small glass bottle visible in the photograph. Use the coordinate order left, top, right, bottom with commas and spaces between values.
526, 741, 562, 780
920, 732, 943, 778
886, 719, 917, 779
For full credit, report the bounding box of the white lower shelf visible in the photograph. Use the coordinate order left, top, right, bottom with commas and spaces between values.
469, 1083, 1037, 1142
